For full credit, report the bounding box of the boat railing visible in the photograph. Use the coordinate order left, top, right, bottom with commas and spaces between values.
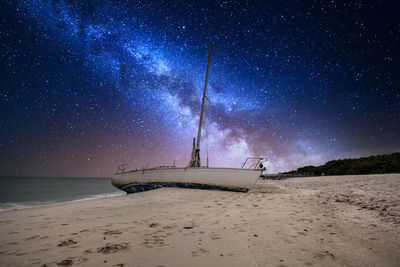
241, 157, 267, 170
153, 165, 177, 169
115, 164, 177, 175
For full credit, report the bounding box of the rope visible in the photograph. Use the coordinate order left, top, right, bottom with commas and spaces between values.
205, 97, 210, 167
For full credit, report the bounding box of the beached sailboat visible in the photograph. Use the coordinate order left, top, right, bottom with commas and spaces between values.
112, 43, 265, 193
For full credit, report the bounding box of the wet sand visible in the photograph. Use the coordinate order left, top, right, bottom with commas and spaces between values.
0, 174, 399, 266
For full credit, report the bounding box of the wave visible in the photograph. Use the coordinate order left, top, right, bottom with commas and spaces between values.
0, 192, 125, 212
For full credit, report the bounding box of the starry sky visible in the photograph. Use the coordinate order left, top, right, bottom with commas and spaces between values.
0, 0, 399, 177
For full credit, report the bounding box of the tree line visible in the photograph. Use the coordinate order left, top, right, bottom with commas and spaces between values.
284, 152, 400, 176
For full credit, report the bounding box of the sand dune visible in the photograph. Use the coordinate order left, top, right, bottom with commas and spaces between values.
0, 174, 399, 266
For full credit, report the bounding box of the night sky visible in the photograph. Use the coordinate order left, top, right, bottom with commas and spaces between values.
1, 0, 399, 177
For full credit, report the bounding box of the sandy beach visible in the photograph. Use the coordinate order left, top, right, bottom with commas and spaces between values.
0, 174, 399, 266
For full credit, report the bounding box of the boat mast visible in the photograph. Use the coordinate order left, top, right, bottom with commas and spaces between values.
189, 42, 212, 167
197, 42, 213, 153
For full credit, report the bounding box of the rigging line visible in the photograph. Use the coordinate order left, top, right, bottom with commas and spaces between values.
205, 96, 210, 167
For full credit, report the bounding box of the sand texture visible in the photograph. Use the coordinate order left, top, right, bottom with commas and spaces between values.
0, 174, 399, 266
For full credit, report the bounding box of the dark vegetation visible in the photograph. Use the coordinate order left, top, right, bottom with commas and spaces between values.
284, 152, 400, 176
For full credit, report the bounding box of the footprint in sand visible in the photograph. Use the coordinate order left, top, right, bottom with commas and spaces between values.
103, 230, 122, 235
7, 231, 18, 235
191, 248, 209, 257
143, 235, 167, 248
313, 252, 326, 260
15, 252, 26, 256
209, 233, 222, 240
76, 257, 89, 264
29, 258, 42, 264
57, 259, 74, 266
97, 243, 129, 254
25, 235, 40, 241
57, 239, 77, 247
313, 251, 335, 260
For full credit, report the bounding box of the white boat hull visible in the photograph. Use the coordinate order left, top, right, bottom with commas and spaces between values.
112, 167, 261, 193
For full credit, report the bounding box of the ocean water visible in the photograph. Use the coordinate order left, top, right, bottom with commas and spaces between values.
0, 177, 124, 211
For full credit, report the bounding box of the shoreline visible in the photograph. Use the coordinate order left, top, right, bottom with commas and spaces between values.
1, 174, 399, 266
0, 192, 125, 212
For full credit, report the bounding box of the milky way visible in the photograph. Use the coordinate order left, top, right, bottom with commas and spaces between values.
0, 1, 399, 176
